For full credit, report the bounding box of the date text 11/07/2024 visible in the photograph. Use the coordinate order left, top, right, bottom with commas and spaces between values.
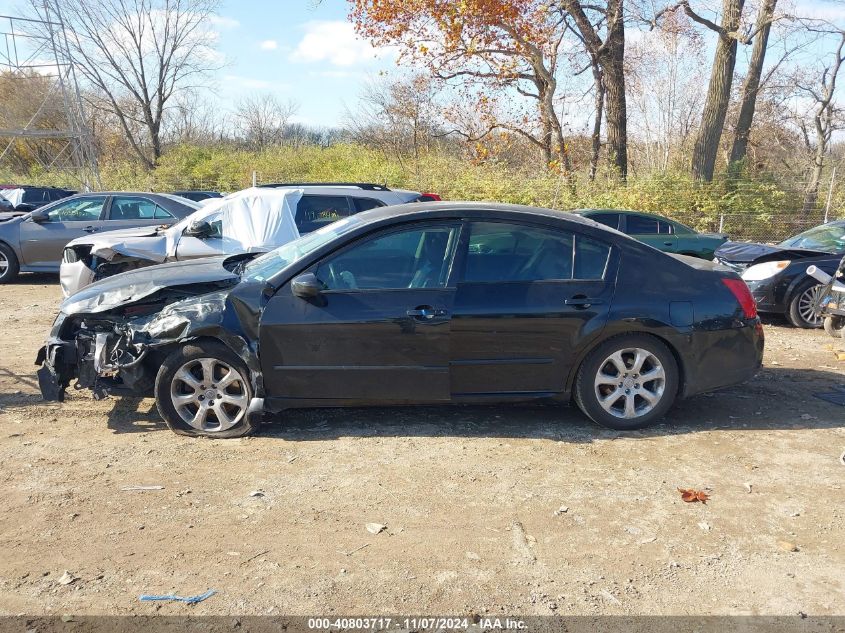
306, 617, 527, 630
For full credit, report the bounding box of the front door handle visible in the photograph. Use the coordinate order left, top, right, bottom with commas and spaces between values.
83, 226, 99, 233
663, 241, 674, 246
406, 306, 448, 320
565, 296, 604, 308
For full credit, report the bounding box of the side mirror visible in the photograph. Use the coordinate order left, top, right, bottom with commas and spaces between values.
29, 209, 48, 222
291, 273, 324, 299
184, 219, 212, 238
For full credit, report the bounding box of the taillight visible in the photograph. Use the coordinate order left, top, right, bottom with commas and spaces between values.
418, 193, 441, 201
722, 278, 757, 319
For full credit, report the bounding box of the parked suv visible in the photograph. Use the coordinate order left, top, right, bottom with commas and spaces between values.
257, 182, 441, 233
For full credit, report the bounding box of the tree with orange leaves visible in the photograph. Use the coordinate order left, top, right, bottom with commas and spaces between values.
350, 0, 577, 177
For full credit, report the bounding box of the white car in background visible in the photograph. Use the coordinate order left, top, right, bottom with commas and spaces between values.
60, 187, 303, 296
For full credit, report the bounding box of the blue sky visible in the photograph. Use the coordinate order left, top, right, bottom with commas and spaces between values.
2, 0, 845, 130
210, 0, 397, 127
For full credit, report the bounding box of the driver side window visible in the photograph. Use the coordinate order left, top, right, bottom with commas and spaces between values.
316, 224, 460, 291
45, 197, 106, 222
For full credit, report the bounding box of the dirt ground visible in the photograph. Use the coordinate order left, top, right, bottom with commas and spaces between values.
1, 273, 844, 617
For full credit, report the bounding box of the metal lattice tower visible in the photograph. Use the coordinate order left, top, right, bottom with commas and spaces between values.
0, 2, 99, 189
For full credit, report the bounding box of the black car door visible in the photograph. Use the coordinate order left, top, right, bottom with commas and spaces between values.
259, 221, 463, 403
450, 220, 616, 397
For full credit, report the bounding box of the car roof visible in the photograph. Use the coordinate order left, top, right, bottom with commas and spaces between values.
260, 183, 421, 198
574, 208, 678, 220
348, 200, 604, 228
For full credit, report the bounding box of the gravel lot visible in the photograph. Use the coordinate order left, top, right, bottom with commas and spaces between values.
1, 274, 844, 616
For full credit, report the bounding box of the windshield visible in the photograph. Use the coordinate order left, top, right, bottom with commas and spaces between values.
243, 215, 364, 281
779, 223, 845, 252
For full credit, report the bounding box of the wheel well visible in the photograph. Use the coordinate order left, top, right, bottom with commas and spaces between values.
143, 335, 232, 375
566, 330, 687, 399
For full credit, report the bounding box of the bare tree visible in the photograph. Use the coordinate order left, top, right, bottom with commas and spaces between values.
561, 0, 628, 179
31, 0, 222, 168
728, 0, 778, 167
233, 93, 299, 150
793, 29, 845, 215
627, 17, 707, 172
345, 75, 443, 166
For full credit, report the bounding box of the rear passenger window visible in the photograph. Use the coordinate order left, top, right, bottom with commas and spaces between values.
464, 222, 574, 282
657, 220, 674, 234
575, 235, 611, 279
296, 196, 352, 233
352, 198, 384, 213
110, 197, 174, 221
626, 215, 660, 234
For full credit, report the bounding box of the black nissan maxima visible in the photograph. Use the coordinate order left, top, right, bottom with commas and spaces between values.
714, 220, 845, 328
37, 202, 763, 437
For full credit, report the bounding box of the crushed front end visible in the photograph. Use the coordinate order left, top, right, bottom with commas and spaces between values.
36, 310, 153, 401
36, 256, 267, 404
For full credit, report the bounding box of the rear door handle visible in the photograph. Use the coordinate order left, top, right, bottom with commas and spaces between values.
663, 241, 674, 246
83, 226, 99, 233
565, 297, 604, 308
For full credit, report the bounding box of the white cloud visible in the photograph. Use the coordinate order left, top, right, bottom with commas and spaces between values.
259, 39, 278, 51
290, 20, 394, 67
208, 15, 240, 30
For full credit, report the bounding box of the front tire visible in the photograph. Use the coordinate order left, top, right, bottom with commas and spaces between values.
155, 341, 259, 438
0, 242, 20, 284
574, 334, 679, 431
787, 281, 824, 329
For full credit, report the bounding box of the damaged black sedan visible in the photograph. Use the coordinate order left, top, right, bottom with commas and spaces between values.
714, 220, 845, 328
37, 202, 764, 437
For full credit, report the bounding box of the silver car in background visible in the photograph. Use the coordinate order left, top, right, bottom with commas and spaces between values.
0, 192, 199, 284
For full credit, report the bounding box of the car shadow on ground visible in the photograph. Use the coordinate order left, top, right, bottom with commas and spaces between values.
7, 272, 58, 285
105, 396, 168, 433
91, 366, 845, 440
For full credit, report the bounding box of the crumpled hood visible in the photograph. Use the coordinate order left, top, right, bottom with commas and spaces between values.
61, 256, 240, 315
66, 225, 170, 262
714, 241, 830, 264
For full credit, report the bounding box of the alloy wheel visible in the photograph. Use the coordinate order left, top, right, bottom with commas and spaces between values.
797, 285, 824, 327
0, 250, 8, 277
593, 348, 666, 419
170, 357, 249, 432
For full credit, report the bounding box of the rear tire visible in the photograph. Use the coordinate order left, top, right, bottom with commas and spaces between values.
786, 281, 824, 329
154, 341, 260, 438
0, 242, 20, 284
575, 334, 679, 431
823, 315, 845, 338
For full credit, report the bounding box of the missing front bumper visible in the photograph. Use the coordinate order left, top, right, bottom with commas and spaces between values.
35, 341, 75, 402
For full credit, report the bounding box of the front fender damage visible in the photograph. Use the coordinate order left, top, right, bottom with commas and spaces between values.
37, 284, 265, 404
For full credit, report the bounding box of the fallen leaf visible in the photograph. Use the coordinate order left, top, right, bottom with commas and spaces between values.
678, 488, 710, 504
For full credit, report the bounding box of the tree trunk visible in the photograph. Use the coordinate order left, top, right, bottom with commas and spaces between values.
590, 64, 605, 181
729, 0, 777, 167
602, 0, 627, 179
562, 0, 628, 179
691, 0, 745, 182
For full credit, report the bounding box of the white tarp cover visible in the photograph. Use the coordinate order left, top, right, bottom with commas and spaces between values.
2, 188, 24, 206
83, 187, 303, 262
